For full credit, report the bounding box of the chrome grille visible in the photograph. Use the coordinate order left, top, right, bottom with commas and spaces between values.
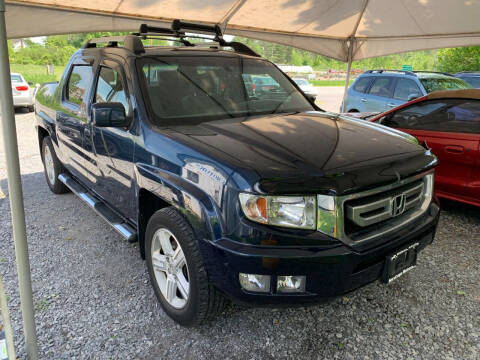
345, 181, 424, 228
319, 172, 434, 245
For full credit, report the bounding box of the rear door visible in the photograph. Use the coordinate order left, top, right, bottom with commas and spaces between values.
56, 59, 95, 183
364, 76, 395, 112
345, 76, 373, 112
381, 99, 480, 201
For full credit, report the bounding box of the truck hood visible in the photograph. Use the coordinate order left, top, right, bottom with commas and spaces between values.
162, 111, 436, 195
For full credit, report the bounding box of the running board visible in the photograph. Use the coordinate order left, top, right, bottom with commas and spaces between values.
58, 173, 137, 243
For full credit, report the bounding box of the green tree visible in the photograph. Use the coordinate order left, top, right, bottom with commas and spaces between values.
437, 46, 480, 73
290, 49, 303, 66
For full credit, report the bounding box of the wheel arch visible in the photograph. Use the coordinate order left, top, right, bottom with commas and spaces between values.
135, 164, 222, 259
37, 125, 50, 157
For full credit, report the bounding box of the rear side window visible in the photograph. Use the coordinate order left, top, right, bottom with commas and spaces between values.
352, 77, 371, 93
393, 78, 422, 101
368, 77, 394, 97
383, 99, 480, 134
420, 77, 471, 93
66, 65, 93, 106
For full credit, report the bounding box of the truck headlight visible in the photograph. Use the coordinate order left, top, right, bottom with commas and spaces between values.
239, 193, 316, 229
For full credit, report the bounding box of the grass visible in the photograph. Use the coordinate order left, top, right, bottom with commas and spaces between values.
310, 79, 354, 86
10, 64, 64, 84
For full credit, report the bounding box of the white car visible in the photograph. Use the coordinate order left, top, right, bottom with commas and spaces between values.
292, 78, 317, 100
11, 73, 35, 112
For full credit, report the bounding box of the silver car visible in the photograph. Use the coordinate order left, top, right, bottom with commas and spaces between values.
11, 73, 35, 112
292, 78, 317, 100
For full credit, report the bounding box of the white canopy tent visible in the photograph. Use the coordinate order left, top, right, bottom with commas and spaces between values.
6, 0, 480, 61
1, 1, 480, 358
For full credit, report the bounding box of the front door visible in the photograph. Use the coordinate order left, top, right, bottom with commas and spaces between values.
387, 78, 423, 110
84, 60, 136, 221
56, 61, 94, 183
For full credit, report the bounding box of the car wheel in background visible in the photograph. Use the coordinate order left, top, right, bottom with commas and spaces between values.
146, 207, 228, 326
41, 136, 69, 194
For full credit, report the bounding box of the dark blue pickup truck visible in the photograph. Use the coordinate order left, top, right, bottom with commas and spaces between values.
35, 22, 440, 326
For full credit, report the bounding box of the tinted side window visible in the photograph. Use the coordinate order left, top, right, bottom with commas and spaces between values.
353, 77, 371, 93
393, 78, 422, 101
383, 99, 480, 134
67, 65, 93, 106
95, 66, 130, 114
368, 77, 394, 97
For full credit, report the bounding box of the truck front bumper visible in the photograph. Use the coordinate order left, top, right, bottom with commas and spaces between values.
201, 201, 440, 305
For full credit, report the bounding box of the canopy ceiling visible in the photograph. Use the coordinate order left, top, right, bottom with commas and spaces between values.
5, 0, 480, 61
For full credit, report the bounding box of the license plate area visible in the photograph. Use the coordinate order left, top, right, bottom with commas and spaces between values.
382, 242, 419, 284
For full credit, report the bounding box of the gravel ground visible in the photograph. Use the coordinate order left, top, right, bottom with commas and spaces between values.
0, 110, 479, 359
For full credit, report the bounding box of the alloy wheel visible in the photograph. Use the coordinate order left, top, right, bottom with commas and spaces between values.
151, 228, 190, 309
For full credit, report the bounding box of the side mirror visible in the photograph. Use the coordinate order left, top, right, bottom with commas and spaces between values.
407, 94, 419, 101
92, 102, 130, 128
28, 82, 34, 86
306, 94, 316, 103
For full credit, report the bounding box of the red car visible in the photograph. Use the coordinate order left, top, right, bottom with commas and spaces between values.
369, 89, 480, 207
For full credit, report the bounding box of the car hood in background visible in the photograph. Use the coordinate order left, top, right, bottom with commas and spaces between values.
299, 84, 316, 94
162, 111, 436, 195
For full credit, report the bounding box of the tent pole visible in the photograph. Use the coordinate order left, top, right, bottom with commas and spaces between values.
0, 0, 38, 359
341, 39, 354, 112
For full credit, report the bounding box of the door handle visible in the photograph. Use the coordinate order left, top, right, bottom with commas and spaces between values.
361, 98, 367, 102
445, 145, 464, 154
387, 103, 396, 107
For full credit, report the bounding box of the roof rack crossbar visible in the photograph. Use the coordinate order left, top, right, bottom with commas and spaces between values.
83, 35, 145, 54
137, 33, 194, 47
171, 19, 222, 37
138, 24, 178, 35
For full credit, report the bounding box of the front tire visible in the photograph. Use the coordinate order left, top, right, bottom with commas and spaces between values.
41, 136, 69, 194
146, 207, 228, 326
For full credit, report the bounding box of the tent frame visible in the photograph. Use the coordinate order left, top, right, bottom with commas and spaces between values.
0, 0, 38, 358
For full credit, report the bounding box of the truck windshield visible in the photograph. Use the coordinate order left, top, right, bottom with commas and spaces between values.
420, 77, 471, 93
139, 56, 315, 124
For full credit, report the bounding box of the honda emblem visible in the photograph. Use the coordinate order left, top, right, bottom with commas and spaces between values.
391, 194, 406, 217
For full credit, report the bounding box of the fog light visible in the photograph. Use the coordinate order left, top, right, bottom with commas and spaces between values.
277, 275, 306, 293
239, 273, 271, 293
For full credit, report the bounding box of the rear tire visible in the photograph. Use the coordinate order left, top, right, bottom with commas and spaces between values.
146, 207, 228, 326
41, 136, 69, 194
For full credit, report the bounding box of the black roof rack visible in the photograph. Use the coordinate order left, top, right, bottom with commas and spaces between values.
364, 69, 416, 76
83, 20, 260, 57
